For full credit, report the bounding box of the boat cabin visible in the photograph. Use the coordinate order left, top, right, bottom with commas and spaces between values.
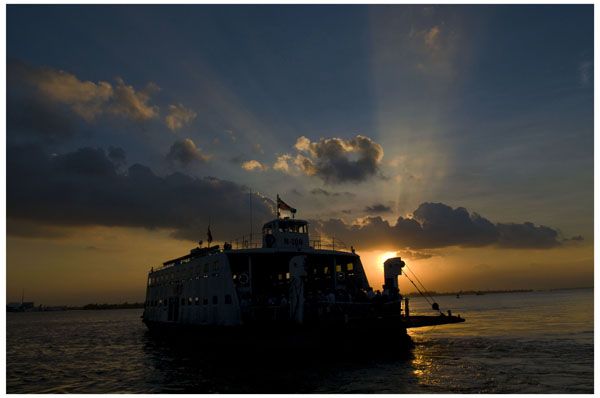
262, 218, 310, 250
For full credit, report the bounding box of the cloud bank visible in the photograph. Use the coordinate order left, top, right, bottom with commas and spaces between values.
8, 145, 273, 241
312, 202, 574, 250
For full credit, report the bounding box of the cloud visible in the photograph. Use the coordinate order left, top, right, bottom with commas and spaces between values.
7, 218, 73, 239
276, 135, 384, 184
364, 203, 393, 214
166, 138, 210, 166
311, 202, 571, 250
241, 159, 268, 172
8, 61, 159, 124
423, 26, 441, 50
108, 146, 126, 167
273, 154, 293, 173
398, 249, 436, 261
495, 222, 560, 249
566, 235, 584, 242
110, 78, 159, 120
7, 144, 274, 241
309, 188, 356, 198
7, 96, 76, 143
165, 103, 197, 131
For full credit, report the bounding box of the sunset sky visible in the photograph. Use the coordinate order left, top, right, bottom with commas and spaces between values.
6, 5, 593, 305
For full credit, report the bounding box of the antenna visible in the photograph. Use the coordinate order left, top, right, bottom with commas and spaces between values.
249, 188, 253, 246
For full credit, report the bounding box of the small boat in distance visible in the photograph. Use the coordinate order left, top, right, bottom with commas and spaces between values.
142, 197, 464, 350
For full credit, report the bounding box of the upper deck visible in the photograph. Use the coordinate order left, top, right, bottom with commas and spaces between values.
155, 216, 354, 272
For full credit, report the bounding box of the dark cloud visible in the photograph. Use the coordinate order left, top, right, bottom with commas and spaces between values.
309, 188, 356, 198
7, 218, 73, 239
311, 202, 571, 250
496, 222, 561, 249
277, 135, 384, 184
166, 138, 210, 166
364, 203, 392, 214
108, 146, 127, 167
7, 145, 273, 242
7, 96, 76, 144
565, 235, 584, 242
398, 249, 436, 261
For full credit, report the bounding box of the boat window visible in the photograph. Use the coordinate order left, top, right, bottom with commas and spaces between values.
324, 266, 330, 274
286, 272, 290, 280
203, 298, 208, 305
263, 227, 273, 235
195, 297, 199, 305
347, 263, 354, 271
188, 297, 193, 305
212, 296, 218, 305
336, 264, 342, 272
225, 294, 232, 304
164, 300, 167, 307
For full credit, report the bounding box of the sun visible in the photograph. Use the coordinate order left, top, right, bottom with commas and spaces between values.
377, 251, 399, 267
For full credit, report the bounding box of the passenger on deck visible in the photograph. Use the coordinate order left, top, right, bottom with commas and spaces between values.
366, 287, 376, 300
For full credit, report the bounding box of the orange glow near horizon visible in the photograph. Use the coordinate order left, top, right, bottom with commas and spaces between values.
377, 251, 399, 268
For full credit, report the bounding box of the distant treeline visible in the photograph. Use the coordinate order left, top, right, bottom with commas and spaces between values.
79, 302, 145, 310
405, 289, 533, 297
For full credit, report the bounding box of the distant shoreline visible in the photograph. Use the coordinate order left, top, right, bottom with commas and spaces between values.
9, 286, 593, 311
406, 286, 593, 298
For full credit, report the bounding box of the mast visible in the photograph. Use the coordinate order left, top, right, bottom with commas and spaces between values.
249, 188, 253, 246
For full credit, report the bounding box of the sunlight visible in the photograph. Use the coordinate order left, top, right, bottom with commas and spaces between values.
377, 251, 399, 268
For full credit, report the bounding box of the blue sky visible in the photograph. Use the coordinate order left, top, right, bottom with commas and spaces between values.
6, 5, 594, 302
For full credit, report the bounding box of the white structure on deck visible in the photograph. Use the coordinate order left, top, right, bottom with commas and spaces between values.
143, 216, 370, 328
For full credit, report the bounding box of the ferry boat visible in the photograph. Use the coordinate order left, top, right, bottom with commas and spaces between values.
142, 196, 464, 350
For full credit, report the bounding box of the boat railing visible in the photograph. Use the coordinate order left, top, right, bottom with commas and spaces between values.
226, 234, 351, 251
309, 235, 350, 251
228, 234, 262, 250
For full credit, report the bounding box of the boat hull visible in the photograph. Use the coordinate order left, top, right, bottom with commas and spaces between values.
143, 316, 414, 356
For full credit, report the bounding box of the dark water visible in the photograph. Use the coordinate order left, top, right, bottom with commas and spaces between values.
7, 288, 593, 393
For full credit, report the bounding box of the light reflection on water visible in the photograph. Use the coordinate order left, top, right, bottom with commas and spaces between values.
406, 288, 593, 393
7, 288, 593, 393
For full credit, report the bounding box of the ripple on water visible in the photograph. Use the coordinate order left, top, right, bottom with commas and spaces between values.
7, 289, 594, 393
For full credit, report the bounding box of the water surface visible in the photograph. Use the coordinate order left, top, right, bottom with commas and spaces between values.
7, 288, 593, 393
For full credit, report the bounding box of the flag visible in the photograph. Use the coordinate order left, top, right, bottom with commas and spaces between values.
277, 195, 297, 214
207, 225, 213, 245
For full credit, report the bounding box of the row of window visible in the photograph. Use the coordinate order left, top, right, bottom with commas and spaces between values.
149, 262, 221, 286
146, 294, 233, 307
313, 262, 354, 274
